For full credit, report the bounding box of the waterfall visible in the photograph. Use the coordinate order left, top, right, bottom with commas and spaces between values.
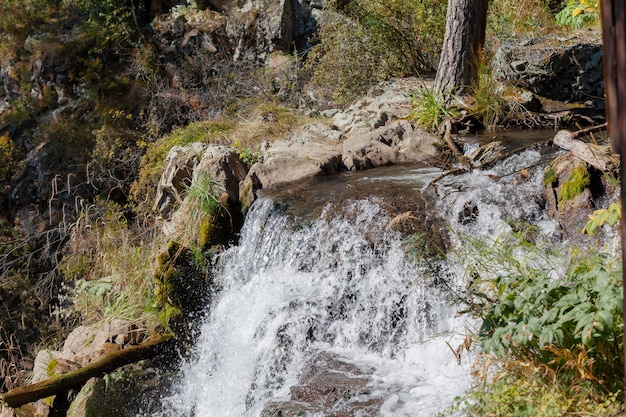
153, 147, 569, 417
156, 196, 474, 417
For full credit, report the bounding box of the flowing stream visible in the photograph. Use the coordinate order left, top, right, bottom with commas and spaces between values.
152, 145, 571, 417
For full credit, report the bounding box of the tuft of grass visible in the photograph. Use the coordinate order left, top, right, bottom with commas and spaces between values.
407, 87, 459, 133
60, 201, 160, 329
470, 60, 510, 127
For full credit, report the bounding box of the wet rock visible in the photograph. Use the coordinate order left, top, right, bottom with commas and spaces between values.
544, 153, 597, 240
467, 140, 506, 168
458, 201, 479, 225
492, 31, 604, 108
261, 352, 382, 417
66, 367, 171, 417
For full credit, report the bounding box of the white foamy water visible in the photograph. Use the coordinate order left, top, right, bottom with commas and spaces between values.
156, 198, 474, 417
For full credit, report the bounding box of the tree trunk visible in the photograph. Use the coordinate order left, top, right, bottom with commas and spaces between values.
434, 0, 489, 95
0, 336, 175, 409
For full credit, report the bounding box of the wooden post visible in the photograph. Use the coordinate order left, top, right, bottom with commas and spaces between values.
600, 0, 626, 404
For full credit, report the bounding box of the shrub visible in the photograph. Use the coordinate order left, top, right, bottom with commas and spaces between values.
556, 0, 600, 28
453, 230, 624, 411
306, 0, 445, 104
457, 358, 622, 417
487, 0, 556, 41
0, 134, 19, 183
338, 0, 445, 74
305, 14, 391, 104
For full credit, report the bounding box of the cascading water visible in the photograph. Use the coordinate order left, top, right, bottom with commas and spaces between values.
152, 145, 572, 417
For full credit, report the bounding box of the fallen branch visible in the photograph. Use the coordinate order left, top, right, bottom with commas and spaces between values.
439, 119, 464, 157
1, 335, 175, 409
553, 128, 618, 171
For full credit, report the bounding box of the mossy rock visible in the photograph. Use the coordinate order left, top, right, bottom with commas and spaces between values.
153, 241, 212, 336
67, 370, 165, 417
197, 195, 242, 250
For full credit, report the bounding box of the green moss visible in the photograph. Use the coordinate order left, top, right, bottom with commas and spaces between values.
46, 355, 58, 377
198, 216, 214, 250
558, 164, 590, 204
543, 168, 557, 187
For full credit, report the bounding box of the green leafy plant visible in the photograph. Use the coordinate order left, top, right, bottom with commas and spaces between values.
559, 0, 599, 26
233, 139, 262, 166
583, 201, 622, 235
448, 230, 624, 416
556, 0, 600, 28
458, 231, 623, 391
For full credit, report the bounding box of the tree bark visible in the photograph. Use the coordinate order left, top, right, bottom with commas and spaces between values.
0, 336, 174, 409
434, 0, 489, 95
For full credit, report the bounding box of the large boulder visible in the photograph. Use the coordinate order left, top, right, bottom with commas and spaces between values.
240, 123, 342, 205
32, 320, 147, 384
329, 78, 422, 134
342, 120, 439, 170
156, 144, 248, 239
226, 0, 322, 62
491, 31, 604, 108
154, 143, 209, 220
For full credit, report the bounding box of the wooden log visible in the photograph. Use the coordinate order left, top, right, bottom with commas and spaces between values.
0, 336, 174, 409
553, 129, 619, 172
